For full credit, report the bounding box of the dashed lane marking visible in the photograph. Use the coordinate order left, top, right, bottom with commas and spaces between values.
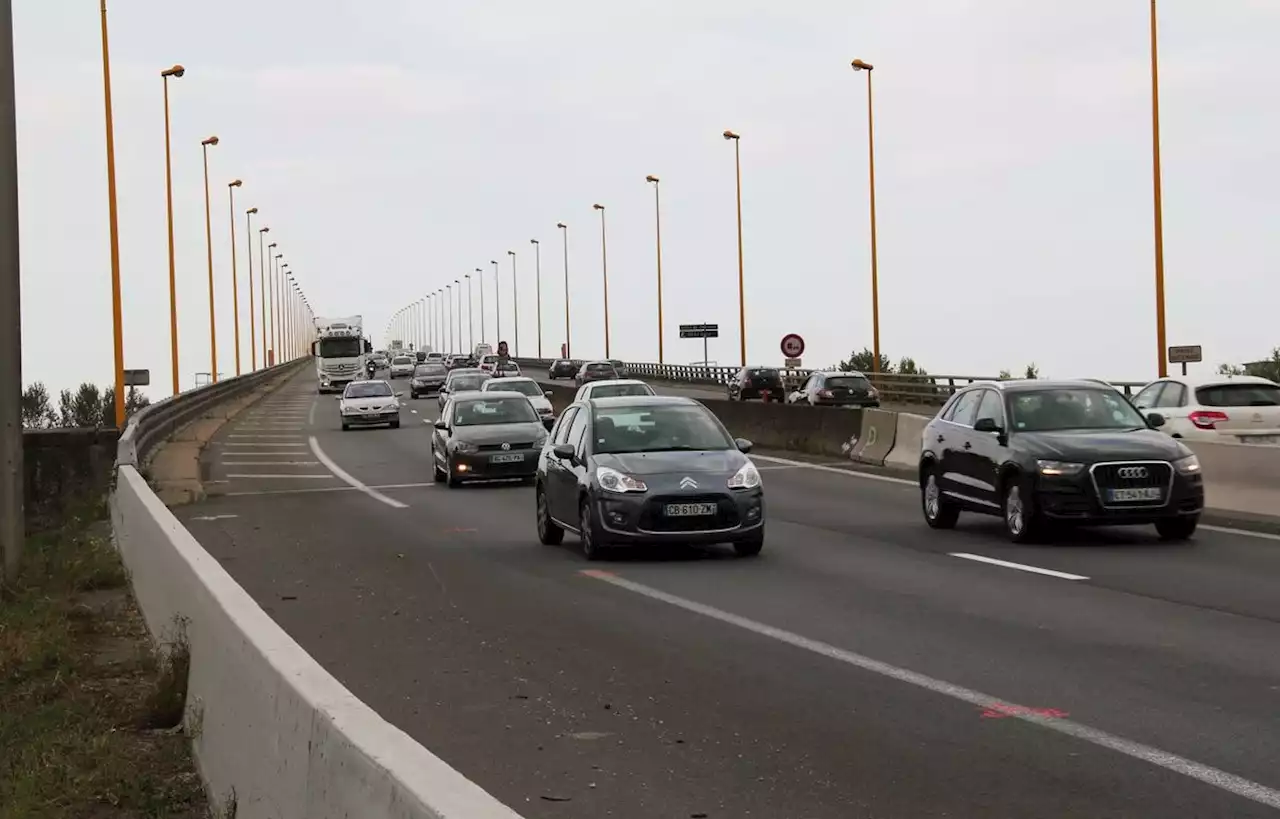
225, 474, 337, 480
949, 553, 1089, 581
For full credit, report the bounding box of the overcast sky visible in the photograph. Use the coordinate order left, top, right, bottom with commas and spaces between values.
14, 0, 1280, 396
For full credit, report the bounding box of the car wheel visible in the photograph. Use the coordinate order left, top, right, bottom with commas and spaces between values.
390, 418, 401, 429
1155, 515, 1198, 541
734, 530, 764, 557
579, 497, 604, 560
536, 486, 565, 545
341, 422, 350, 431
446, 458, 461, 488
921, 469, 960, 529
1002, 479, 1043, 543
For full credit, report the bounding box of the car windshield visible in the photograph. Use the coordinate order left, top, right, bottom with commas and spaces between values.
589, 383, 654, 398
593, 404, 734, 454
450, 375, 489, 391
1195, 383, 1280, 407
826, 375, 871, 390
414, 364, 446, 376
1008, 388, 1147, 432
392, 356, 412, 365
489, 380, 542, 397
318, 337, 363, 358
454, 397, 538, 426
345, 382, 392, 399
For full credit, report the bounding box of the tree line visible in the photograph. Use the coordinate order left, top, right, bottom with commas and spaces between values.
835, 347, 1039, 381
1216, 347, 1280, 382
21, 382, 151, 429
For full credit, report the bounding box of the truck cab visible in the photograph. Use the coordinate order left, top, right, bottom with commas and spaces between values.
314, 319, 370, 393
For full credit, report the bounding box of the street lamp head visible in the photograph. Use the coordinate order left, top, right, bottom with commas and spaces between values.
490, 260, 497, 265
508, 249, 516, 256
268, 242, 277, 249
275, 254, 283, 260
646, 174, 659, 183
723, 130, 739, 140
851, 58, 874, 71
557, 222, 567, 229
475, 267, 482, 273
261, 226, 270, 234
593, 203, 604, 211
161, 64, 185, 78
202, 135, 219, 146
247, 207, 258, 215
229, 179, 243, 188
530, 238, 539, 245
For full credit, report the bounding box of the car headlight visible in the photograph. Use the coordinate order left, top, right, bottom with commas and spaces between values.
1037, 459, 1085, 477
727, 462, 762, 489
340, 405, 356, 415
597, 466, 647, 493
533, 432, 549, 449
453, 441, 478, 454
1173, 454, 1201, 475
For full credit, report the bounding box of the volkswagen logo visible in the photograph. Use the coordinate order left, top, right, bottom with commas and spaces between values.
501, 442, 511, 451
679, 477, 698, 489
1117, 466, 1148, 479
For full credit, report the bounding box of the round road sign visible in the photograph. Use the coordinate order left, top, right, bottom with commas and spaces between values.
780, 333, 805, 358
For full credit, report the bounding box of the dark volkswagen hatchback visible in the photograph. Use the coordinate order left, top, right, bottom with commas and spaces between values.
918, 380, 1204, 542
535, 396, 765, 559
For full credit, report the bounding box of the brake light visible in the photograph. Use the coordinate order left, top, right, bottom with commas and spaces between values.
1189, 410, 1229, 429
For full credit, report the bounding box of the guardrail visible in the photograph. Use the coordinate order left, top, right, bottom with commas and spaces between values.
111, 358, 525, 818
514, 357, 1146, 407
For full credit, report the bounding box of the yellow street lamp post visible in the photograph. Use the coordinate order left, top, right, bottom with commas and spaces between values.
507, 250, 519, 357
246, 208, 258, 370
200, 135, 220, 382
100, 0, 125, 421
723, 130, 746, 367
592, 204, 609, 358
160, 63, 184, 394
258, 227, 269, 365
851, 59, 882, 374
491, 260, 500, 343
1149, 0, 1168, 377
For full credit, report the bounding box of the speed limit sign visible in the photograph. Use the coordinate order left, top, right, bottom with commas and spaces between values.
780, 333, 805, 358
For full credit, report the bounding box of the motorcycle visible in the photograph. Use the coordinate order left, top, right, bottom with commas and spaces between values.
365, 360, 377, 379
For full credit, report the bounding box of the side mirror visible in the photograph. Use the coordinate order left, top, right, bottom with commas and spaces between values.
974, 417, 1002, 434
1146, 412, 1166, 428
394, 392, 404, 398
553, 443, 576, 461
544, 391, 553, 398
735, 438, 753, 453
433, 419, 449, 431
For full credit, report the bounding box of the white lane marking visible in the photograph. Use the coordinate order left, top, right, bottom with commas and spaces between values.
749, 455, 1280, 543
949, 553, 1089, 581
226, 474, 337, 479
308, 436, 408, 509
225, 481, 435, 497
411, 409, 418, 414
581, 570, 1280, 811
221, 461, 321, 466
229, 434, 302, 439
308, 398, 317, 427
212, 442, 306, 447
190, 514, 238, 521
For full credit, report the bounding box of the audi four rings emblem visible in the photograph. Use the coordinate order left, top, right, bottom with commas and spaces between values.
1117, 466, 1149, 479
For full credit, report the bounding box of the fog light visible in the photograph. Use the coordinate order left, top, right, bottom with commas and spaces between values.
456, 463, 469, 473
608, 510, 627, 526
746, 506, 761, 521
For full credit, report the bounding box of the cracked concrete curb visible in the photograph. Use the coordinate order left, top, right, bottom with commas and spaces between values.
146, 368, 303, 506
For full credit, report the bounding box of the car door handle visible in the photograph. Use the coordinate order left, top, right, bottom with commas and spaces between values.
936, 435, 945, 443
963, 442, 972, 450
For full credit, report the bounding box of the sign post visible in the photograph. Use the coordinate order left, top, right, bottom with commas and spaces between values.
679, 323, 719, 376
1167, 345, 1202, 376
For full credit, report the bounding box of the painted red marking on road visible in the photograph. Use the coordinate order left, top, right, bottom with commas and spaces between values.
981, 703, 1069, 720
579, 569, 617, 578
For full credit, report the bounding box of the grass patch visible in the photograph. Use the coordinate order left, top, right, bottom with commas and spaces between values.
0, 513, 210, 818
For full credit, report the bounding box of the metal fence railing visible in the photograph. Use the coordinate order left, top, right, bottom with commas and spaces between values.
514, 357, 1146, 408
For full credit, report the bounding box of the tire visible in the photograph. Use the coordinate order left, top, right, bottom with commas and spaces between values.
390, 419, 401, 429
921, 468, 960, 529
1155, 515, 1198, 541
536, 486, 565, 545
734, 530, 764, 557
341, 422, 350, 431
579, 497, 604, 560
446, 457, 461, 488
1002, 478, 1043, 543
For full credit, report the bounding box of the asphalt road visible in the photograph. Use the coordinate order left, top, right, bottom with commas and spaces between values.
177, 367, 1280, 818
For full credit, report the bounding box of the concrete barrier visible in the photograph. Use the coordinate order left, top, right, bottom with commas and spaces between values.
852, 409, 898, 466
885, 413, 930, 472
112, 465, 525, 819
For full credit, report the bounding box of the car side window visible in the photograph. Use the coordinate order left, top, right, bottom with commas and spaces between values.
947, 390, 982, 427
565, 409, 589, 454
975, 389, 1005, 427
551, 407, 579, 444
1132, 382, 1166, 409
1154, 382, 1186, 408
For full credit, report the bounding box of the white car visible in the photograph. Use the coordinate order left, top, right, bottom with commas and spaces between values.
389, 355, 415, 379
338, 380, 402, 431
1132, 374, 1280, 443
478, 354, 500, 373
482, 376, 555, 426
573, 379, 657, 402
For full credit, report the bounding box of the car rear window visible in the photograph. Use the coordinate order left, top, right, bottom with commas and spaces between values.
1195, 383, 1280, 407
454, 397, 538, 425
825, 376, 871, 390
749, 369, 781, 380
414, 364, 446, 375
591, 383, 654, 398
587, 363, 615, 372
392, 356, 411, 365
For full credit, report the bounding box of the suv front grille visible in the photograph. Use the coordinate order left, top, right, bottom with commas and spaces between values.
477, 442, 534, 452
1089, 461, 1173, 508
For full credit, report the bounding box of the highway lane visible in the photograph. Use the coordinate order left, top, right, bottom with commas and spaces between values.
178, 368, 1280, 817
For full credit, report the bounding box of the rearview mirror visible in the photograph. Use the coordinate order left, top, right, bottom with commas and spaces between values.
735, 438, 753, 453
974, 417, 1002, 434
553, 443, 575, 461
433, 420, 448, 431
1146, 412, 1166, 428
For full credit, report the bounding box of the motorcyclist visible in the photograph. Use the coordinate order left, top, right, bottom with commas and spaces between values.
366, 358, 377, 378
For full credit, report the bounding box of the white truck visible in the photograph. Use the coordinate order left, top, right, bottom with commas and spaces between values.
313, 316, 370, 393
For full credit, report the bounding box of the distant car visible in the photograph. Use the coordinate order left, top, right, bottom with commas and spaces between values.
607, 359, 629, 378
427, 352, 445, 362
409, 362, 449, 398
338, 380, 402, 431
371, 354, 389, 369
432, 392, 549, 487
919, 379, 1204, 543
483, 376, 555, 427
576, 361, 620, 387
573, 379, 656, 402
478, 354, 500, 374
548, 359, 578, 380
789, 370, 880, 408
415, 351, 428, 363
1131, 374, 1280, 443
535, 395, 764, 559
727, 367, 784, 402
389, 355, 415, 379
494, 359, 521, 377
438, 369, 491, 410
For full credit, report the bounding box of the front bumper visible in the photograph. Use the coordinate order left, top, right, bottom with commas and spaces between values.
1035, 470, 1203, 524
343, 411, 400, 426
594, 487, 765, 545
450, 448, 541, 479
